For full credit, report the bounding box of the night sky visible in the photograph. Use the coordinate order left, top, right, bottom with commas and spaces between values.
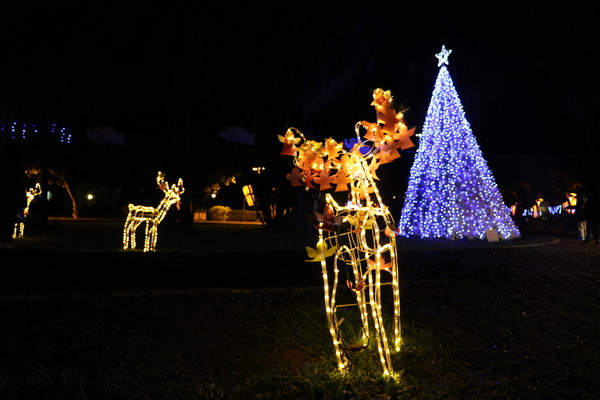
1, 4, 598, 159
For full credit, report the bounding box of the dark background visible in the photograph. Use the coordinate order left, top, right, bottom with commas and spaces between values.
1, 4, 598, 216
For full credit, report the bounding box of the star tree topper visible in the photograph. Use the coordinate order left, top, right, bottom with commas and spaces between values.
435, 45, 452, 67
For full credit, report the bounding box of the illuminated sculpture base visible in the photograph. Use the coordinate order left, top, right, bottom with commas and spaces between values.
123, 172, 184, 252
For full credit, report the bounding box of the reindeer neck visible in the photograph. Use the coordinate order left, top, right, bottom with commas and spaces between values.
152, 195, 177, 221
347, 158, 384, 208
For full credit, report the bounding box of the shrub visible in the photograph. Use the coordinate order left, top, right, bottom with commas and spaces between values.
208, 205, 231, 221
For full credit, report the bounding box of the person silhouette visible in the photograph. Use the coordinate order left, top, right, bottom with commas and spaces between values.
573, 187, 589, 241
586, 175, 600, 244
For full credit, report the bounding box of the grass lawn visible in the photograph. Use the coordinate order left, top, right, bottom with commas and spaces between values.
1, 220, 599, 399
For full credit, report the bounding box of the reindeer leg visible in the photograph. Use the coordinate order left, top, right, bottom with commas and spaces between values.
147, 223, 157, 252
131, 219, 143, 249
123, 215, 133, 249
143, 221, 151, 252
319, 230, 351, 372
367, 220, 400, 377
386, 240, 402, 353
367, 252, 395, 377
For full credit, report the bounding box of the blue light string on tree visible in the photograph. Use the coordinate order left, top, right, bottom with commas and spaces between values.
397, 46, 520, 241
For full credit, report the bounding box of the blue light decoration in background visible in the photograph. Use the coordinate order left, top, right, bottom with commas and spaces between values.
0, 121, 71, 143
397, 46, 521, 241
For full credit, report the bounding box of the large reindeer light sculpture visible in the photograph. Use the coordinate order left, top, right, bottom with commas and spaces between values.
123, 171, 184, 252
280, 88, 415, 377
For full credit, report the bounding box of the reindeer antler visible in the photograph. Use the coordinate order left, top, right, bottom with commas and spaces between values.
156, 171, 167, 190
173, 178, 185, 195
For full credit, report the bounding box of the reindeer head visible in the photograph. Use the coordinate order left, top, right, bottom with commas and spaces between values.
156, 171, 185, 209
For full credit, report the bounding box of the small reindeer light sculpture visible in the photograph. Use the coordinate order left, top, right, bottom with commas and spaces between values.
281, 88, 415, 377
123, 171, 184, 252
13, 182, 42, 239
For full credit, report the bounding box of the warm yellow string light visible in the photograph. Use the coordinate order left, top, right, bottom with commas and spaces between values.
123, 171, 184, 252
281, 88, 414, 377
13, 182, 42, 239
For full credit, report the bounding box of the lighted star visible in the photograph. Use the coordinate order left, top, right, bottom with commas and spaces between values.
435, 45, 452, 67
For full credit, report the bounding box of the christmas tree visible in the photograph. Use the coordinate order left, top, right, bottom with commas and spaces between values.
397, 46, 520, 241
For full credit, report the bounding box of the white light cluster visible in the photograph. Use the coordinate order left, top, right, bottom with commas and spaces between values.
398, 47, 520, 241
